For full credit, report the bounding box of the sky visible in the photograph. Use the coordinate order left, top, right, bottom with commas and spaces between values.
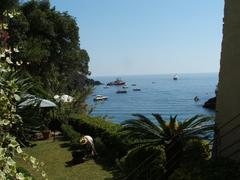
50, 0, 224, 77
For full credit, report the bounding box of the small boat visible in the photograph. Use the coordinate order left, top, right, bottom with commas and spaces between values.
107, 78, 126, 86
116, 90, 127, 94
103, 86, 110, 89
194, 96, 200, 102
133, 88, 141, 91
122, 86, 128, 89
131, 84, 137, 86
94, 95, 108, 101
173, 74, 179, 80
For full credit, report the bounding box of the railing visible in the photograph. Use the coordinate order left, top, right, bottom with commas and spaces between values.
216, 112, 240, 157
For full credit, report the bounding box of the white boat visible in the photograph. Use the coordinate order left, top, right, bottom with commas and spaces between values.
173, 74, 179, 80
94, 95, 108, 101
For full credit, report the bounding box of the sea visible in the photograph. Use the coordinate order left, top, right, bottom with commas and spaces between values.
86, 73, 218, 124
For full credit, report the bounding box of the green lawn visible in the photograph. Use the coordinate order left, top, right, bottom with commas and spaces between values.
17, 140, 114, 180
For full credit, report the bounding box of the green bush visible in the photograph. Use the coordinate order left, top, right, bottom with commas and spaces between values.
118, 145, 166, 180
17, 167, 35, 179
169, 157, 240, 180
182, 139, 211, 164
61, 124, 82, 148
94, 137, 107, 155
69, 115, 129, 163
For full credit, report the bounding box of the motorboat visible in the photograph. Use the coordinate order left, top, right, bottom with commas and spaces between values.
103, 85, 110, 89
173, 74, 179, 80
122, 86, 128, 89
131, 84, 137, 86
107, 78, 126, 86
94, 95, 108, 101
133, 88, 141, 91
116, 90, 127, 94
194, 96, 200, 102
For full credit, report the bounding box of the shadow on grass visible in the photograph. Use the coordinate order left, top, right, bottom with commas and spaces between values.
57, 136, 80, 151
93, 156, 120, 180
57, 137, 119, 179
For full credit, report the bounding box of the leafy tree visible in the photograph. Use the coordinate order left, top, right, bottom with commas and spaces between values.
121, 114, 214, 178
0, 0, 19, 14
7, 0, 91, 95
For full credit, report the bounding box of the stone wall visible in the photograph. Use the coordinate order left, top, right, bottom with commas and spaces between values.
216, 0, 240, 159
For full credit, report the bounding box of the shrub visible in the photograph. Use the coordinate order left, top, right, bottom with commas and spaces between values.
169, 157, 240, 180
94, 137, 107, 155
61, 124, 81, 148
118, 145, 166, 180
182, 139, 211, 163
16, 167, 35, 179
69, 115, 129, 163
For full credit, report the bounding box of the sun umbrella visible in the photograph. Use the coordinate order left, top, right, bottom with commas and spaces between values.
18, 97, 57, 108
39, 99, 57, 108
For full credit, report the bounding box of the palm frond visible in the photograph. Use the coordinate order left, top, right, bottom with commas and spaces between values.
122, 114, 163, 140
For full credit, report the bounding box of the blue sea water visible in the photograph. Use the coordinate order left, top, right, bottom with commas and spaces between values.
87, 73, 218, 124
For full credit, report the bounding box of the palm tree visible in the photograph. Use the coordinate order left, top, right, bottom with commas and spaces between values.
121, 114, 214, 178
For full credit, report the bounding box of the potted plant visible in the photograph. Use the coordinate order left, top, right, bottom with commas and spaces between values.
41, 125, 51, 139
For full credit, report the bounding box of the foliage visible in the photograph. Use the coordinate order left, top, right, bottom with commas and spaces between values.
169, 158, 240, 180
7, 0, 91, 95
69, 115, 128, 163
118, 145, 166, 180
0, 48, 46, 180
61, 124, 81, 148
0, 7, 47, 179
17, 167, 35, 179
0, 0, 18, 14
120, 114, 214, 178
94, 137, 107, 155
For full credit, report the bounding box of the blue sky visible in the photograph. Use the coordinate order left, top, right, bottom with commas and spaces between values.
51, 0, 224, 76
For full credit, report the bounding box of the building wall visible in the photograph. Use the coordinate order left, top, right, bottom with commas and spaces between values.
216, 0, 240, 159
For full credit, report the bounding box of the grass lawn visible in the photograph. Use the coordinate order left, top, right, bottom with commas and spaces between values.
17, 139, 114, 180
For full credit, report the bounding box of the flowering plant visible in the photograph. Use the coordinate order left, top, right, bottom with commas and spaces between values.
0, 10, 47, 180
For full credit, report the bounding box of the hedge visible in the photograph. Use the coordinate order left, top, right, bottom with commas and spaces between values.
68, 115, 129, 162
61, 124, 82, 148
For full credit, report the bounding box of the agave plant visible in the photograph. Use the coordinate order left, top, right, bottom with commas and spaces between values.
121, 114, 214, 178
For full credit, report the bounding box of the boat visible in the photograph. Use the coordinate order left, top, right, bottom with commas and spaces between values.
133, 88, 141, 91
93, 95, 108, 101
131, 84, 137, 86
107, 78, 126, 86
103, 85, 110, 89
116, 90, 127, 94
122, 86, 128, 89
194, 96, 200, 102
173, 74, 179, 80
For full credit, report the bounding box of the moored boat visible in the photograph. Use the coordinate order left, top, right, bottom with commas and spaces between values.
94, 95, 108, 101
107, 78, 126, 86
173, 74, 179, 80
116, 90, 127, 94
133, 88, 141, 91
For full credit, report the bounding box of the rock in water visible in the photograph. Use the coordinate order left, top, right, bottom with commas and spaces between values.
203, 97, 216, 110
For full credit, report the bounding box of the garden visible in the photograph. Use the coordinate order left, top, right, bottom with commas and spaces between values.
1, 1, 240, 180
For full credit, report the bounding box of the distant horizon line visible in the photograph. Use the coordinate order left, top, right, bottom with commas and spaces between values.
90, 72, 219, 78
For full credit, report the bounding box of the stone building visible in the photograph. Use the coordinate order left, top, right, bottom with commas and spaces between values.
216, 0, 240, 159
